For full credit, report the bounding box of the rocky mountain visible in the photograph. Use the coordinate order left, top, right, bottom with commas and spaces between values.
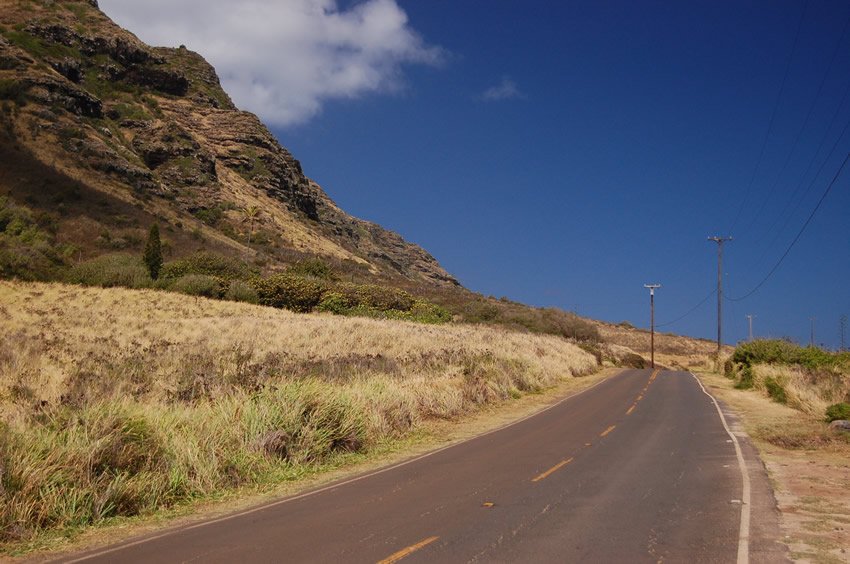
0, 0, 457, 286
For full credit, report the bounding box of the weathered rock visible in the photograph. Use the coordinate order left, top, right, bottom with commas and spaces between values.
123, 65, 188, 96
829, 420, 850, 431
49, 57, 82, 83
25, 76, 102, 117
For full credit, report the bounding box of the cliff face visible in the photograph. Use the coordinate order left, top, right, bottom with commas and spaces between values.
0, 0, 457, 286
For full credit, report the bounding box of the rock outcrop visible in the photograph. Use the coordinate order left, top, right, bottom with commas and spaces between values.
0, 0, 457, 286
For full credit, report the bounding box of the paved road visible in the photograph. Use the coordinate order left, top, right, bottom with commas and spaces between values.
62, 370, 786, 563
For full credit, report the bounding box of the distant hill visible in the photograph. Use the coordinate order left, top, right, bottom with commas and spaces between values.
0, 0, 456, 286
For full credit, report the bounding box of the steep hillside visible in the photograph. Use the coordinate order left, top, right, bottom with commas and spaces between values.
0, 0, 456, 286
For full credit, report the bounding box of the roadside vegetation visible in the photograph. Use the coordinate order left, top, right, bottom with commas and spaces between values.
724, 339, 850, 425
0, 280, 598, 550
701, 341, 850, 562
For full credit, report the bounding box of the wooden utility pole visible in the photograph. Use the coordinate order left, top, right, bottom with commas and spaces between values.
644, 284, 661, 369
746, 314, 755, 341
708, 236, 732, 354
810, 317, 816, 347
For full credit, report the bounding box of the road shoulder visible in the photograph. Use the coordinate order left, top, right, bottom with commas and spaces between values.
696, 371, 849, 563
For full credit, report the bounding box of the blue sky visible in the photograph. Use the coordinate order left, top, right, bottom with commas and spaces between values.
103, 1, 850, 348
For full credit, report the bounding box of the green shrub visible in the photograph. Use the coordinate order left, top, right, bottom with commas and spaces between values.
168, 274, 223, 298
764, 376, 787, 404
251, 274, 328, 312
66, 254, 152, 288
316, 291, 355, 314
620, 352, 646, 369
142, 224, 162, 280
160, 251, 255, 281
408, 300, 452, 324
735, 364, 754, 390
224, 280, 258, 304
0, 79, 27, 106
338, 284, 416, 312
825, 402, 850, 422
732, 339, 846, 372
286, 258, 335, 280
0, 197, 64, 281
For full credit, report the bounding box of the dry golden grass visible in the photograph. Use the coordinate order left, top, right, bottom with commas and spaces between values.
0, 280, 597, 548
696, 371, 850, 563
750, 364, 850, 419
593, 320, 732, 370
0, 280, 596, 417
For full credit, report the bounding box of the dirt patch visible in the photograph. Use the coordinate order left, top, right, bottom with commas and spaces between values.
697, 371, 850, 563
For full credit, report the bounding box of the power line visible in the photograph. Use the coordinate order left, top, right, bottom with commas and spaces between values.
741, 7, 850, 241
728, 0, 809, 234
754, 82, 850, 267
656, 288, 716, 328
727, 151, 850, 302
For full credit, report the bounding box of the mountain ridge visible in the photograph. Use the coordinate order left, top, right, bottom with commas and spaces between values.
0, 0, 458, 286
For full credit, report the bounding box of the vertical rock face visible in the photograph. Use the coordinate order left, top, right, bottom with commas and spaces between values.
0, 0, 457, 286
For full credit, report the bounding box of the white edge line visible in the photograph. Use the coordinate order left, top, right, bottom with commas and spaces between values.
61, 368, 640, 563
690, 372, 751, 564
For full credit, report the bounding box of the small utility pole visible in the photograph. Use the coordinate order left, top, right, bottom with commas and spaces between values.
746, 314, 755, 341
810, 317, 816, 347
644, 284, 661, 369
708, 236, 733, 354
841, 315, 847, 352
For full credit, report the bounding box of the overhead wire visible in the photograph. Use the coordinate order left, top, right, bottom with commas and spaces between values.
727, 0, 809, 234
754, 99, 850, 267
726, 151, 850, 302
740, 7, 850, 242
656, 288, 716, 328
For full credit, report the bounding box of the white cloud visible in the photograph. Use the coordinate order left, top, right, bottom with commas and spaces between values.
98, 0, 444, 126
481, 76, 522, 101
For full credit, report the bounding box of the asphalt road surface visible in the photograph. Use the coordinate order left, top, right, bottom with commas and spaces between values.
62, 369, 786, 563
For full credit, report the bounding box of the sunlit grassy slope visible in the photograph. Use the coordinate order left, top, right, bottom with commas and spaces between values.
0, 280, 597, 545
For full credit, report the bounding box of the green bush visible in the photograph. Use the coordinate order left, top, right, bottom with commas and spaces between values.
251, 274, 328, 313
732, 339, 847, 372
338, 284, 416, 312
160, 251, 255, 281
142, 224, 162, 280
764, 376, 787, 404
0, 79, 27, 106
408, 300, 452, 324
0, 197, 64, 281
316, 291, 355, 314
286, 258, 336, 281
168, 274, 222, 298
620, 352, 646, 369
66, 254, 152, 288
735, 364, 754, 390
825, 403, 850, 422
224, 280, 258, 304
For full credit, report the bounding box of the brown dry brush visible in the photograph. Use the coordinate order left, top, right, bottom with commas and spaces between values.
0, 289, 596, 545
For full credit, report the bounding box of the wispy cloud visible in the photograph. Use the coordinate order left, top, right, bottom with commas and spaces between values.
481, 76, 523, 101
98, 0, 444, 127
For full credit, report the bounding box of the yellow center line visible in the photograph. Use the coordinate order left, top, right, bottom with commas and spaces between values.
531, 457, 574, 482
626, 404, 636, 415
600, 425, 616, 437
377, 536, 440, 564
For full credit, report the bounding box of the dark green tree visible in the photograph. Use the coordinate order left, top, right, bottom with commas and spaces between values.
143, 223, 163, 279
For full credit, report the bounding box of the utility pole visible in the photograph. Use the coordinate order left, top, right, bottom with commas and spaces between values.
810, 317, 816, 347
746, 314, 755, 341
841, 315, 847, 352
708, 236, 733, 355
644, 284, 661, 369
